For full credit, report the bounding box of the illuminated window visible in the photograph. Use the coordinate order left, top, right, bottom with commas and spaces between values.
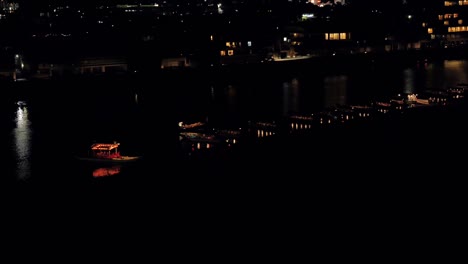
226, 42, 231, 47
439, 15, 443, 20
444, 21, 450, 25
428, 28, 433, 34
422, 22, 427, 27
247, 41, 252, 47
448, 26, 464, 32
459, 19, 463, 25
325, 33, 349, 41
227, 50, 234, 56
220, 50, 226, 56
454, 13, 459, 18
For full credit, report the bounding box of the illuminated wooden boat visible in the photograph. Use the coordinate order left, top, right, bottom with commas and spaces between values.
178, 121, 206, 131
75, 142, 142, 163
179, 132, 221, 144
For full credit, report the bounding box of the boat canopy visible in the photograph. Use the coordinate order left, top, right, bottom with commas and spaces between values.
91, 142, 120, 151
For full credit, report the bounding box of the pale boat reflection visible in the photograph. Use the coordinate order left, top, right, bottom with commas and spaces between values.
403, 68, 415, 94
444, 60, 468, 87
282, 78, 300, 116
92, 165, 122, 178
324, 75, 347, 108
14, 105, 32, 180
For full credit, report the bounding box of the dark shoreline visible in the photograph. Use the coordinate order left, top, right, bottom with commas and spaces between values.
3, 45, 468, 86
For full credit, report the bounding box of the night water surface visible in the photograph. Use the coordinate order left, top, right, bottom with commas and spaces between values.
3, 58, 468, 191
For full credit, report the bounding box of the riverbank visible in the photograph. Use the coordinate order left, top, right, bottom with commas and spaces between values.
203, 46, 468, 75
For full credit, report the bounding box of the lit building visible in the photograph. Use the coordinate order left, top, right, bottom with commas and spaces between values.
421, 0, 468, 48
218, 39, 260, 65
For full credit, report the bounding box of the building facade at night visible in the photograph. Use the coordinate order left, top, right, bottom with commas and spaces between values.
2, 0, 468, 77
420, 0, 468, 48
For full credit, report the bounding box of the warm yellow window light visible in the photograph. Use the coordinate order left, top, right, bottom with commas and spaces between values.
445, 1, 455, 6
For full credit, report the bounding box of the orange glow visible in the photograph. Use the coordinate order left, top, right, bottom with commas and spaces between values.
93, 166, 121, 178
91, 143, 120, 151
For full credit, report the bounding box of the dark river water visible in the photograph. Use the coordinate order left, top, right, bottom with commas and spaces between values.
2, 56, 468, 193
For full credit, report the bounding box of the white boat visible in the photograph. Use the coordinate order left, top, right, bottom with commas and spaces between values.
16, 101, 27, 107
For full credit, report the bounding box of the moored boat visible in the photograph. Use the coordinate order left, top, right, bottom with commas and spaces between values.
178, 121, 206, 132
75, 142, 142, 163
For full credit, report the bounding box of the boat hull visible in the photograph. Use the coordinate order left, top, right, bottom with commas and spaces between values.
75, 156, 142, 163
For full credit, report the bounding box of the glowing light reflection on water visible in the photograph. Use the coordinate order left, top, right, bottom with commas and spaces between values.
13, 105, 32, 180
92, 166, 122, 178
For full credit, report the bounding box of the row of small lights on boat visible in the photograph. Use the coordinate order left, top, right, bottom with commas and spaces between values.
289, 111, 372, 131
189, 138, 238, 151
287, 92, 458, 132
246, 91, 458, 136
183, 89, 465, 151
